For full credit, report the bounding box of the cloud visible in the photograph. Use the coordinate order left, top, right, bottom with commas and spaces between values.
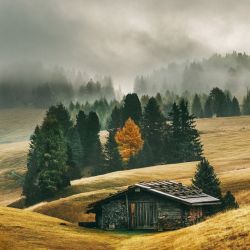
0, 0, 249, 90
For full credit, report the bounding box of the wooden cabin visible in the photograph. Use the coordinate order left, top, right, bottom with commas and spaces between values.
87, 180, 221, 231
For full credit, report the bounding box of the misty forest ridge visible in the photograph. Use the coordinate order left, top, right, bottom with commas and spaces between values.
0, 1, 250, 249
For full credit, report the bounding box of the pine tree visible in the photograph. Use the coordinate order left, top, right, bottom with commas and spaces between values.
46, 104, 73, 135
231, 96, 241, 116
191, 94, 203, 118
209, 87, 227, 117
127, 140, 153, 169
204, 96, 213, 118
242, 90, 250, 115
122, 93, 142, 125
115, 118, 144, 163
166, 102, 182, 163
222, 191, 239, 210
23, 115, 70, 203
166, 100, 203, 163
104, 129, 123, 172
67, 127, 83, 179
23, 126, 43, 204
37, 116, 69, 198
225, 91, 233, 116
179, 99, 203, 162
142, 97, 166, 163
76, 110, 87, 149
85, 111, 104, 172
192, 158, 222, 199
109, 106, 123, 129
69, 101, 75, 111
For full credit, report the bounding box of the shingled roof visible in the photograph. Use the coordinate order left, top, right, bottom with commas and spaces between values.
87, 180, 220, 212
135, 180, 221, 205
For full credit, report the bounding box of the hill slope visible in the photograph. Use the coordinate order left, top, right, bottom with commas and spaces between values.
0, 108, 44, 205
0, 206, 125, 250
1, 205, 249, 250
23, 116, 250, 223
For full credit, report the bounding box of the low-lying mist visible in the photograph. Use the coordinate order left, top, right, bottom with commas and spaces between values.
134, 52, 250, 99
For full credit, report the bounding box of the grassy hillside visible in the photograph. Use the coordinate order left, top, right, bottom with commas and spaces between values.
1, 114, 250, 211
29, 116, 250, 223
120, 205, 250, 250
0, 206, 125, 250
0, 141, 29, 205
0, 108, 45, 143
1, 205, 249, 249
0, 108, 44, 205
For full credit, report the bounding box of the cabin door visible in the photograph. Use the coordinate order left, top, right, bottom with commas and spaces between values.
130, 202, 157, 229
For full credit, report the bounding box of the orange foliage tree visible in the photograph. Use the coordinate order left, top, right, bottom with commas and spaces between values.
115, 118, 144, 162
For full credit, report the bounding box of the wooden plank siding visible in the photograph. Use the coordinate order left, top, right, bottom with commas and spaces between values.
94, 187, 207, 230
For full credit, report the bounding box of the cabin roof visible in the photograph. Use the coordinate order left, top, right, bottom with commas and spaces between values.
87, 180, 221, 212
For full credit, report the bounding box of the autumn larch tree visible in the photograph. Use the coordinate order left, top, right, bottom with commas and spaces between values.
115, 118, 144, 163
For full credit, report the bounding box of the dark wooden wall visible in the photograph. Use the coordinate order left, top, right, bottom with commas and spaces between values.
96, 187, 204, 230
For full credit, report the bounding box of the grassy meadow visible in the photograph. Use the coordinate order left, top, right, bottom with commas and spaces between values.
0, 109, 250, 249
0, 108, 44, 205
1, 202, 249, 249
28, 116, 250, 223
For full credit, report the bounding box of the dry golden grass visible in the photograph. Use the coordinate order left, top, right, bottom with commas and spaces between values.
0, 108, 44, 205
120, 205, 250, 250
1, 204, 249, 250
24, 116, 250, 223
0, 141, 29, 205
1, 115, 250, 249
0, 206, 126, 250
0, 108, 44, 143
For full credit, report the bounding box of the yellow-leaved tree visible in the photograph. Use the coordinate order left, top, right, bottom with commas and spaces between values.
115, 118, 144, 162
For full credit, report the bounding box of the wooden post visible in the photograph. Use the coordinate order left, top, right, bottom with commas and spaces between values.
125, 193, 129, 228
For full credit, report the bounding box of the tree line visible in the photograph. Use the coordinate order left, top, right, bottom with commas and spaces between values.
68, 86, 250, 132
134, 52, 250, 96
23, 93, 203, 204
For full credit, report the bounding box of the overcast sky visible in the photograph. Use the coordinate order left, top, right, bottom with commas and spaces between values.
0, 0, 249, 90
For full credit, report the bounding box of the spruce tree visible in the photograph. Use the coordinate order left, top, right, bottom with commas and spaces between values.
142, 97, 166, 163
179, 99, 203, 162
46, 103, 73, 135
122, 93, 142, 125
192, 158, 222, 199
67, 127, 83, 179
231, 96, 241, 116
242, 90, 250, 115
76, 110, 87, 166
166, 102, 182, 163
23, 126, 43, 204
38, 116, 69, 198
209, 87, 227, 117
104, 129, 123, 172
127, 140, 154, 169
23, 116, 70, 203
222, 191, 239, 210
191, 94, 203, 118
225, 91, 233, 116
85, 111, 104, 172
204, 97, 213, 118
109, 106, 123, 129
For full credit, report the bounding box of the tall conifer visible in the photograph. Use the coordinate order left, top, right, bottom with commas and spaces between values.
142, 97, 166, 163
